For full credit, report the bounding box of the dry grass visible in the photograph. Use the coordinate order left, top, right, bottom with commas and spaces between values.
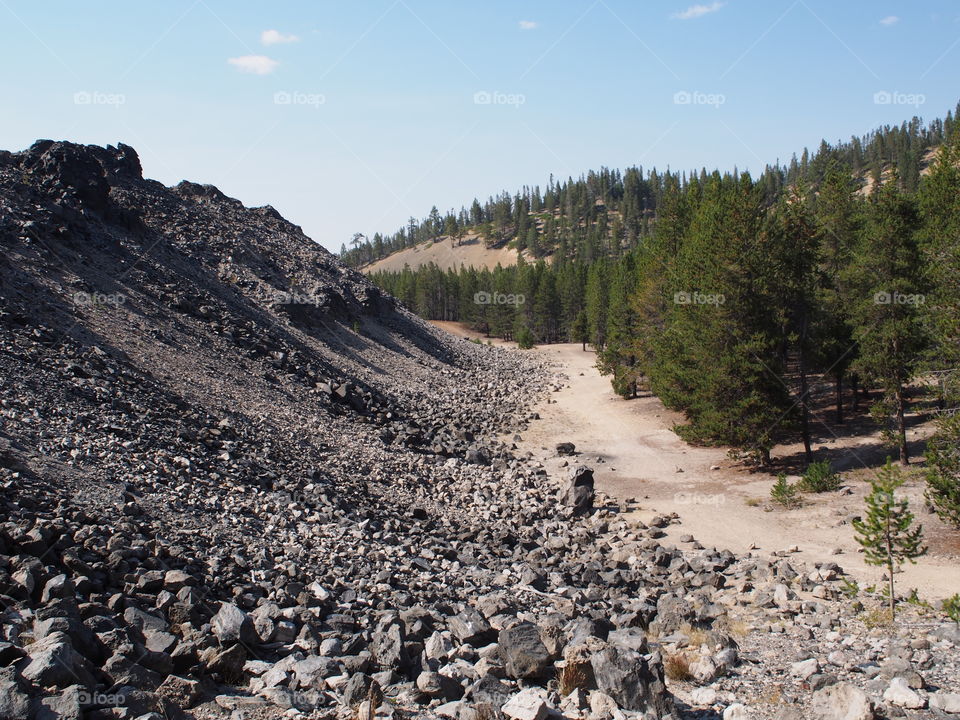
556, 662, 588, 696
760, 686, 784, 705
679, 623, 709, 647
664, 652, 693, 682
726, 618, 752, 639
744, 497, 763, 507
862, 607, 894, 629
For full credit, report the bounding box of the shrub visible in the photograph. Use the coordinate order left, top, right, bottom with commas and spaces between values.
798, 460, 841, 492
853, 459, 927, 617
556, 662, 587, 696
663, 652, 692, 681
771, 473, 801, 508
840, 577, 860, 599
944, 594, 960, 624
516, 326, 535, 349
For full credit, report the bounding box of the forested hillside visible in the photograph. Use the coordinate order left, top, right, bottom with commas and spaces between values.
364, 107, 960, 496
343, 105, 958, 268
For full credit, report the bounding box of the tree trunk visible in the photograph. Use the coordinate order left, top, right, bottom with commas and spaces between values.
851, 374, 860, 412
835, 374, 844, 424
895, 383, 909, 464
888, 560, 896, 618
799, 350, 813, 464
887, 514, 896, 618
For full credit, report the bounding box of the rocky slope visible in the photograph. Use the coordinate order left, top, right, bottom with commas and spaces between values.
0, 141, 958, 720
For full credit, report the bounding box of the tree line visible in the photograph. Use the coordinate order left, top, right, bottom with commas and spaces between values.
344, 105, 960, 268
368, 127, 959, 524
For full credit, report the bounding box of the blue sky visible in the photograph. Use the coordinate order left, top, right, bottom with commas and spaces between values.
1, 1, 958, 252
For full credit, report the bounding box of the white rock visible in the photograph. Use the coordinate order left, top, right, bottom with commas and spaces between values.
691, 655, 721, 683
501, 688, 549, 720
690, 687, 718, 706
774, 584, 792, 609
308, 581, 329, 600
826, 650, 848, 667
790, 657, 819, 680
425, 630, 453, 660
324, 674, 349, 691
883, 677, 925, 709
809, 682, 874, 720
588, 690, 624, 720
723, 704, 750, 720
435, 701, 466, 718
930, 693, 960, 713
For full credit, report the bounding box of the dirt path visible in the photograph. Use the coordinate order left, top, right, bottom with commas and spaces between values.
434, 322, 960, 602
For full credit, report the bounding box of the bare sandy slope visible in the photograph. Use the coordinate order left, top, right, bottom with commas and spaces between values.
361, 234, 522, 274
433, 322, 960, 602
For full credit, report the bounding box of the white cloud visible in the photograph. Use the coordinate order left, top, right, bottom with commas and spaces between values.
261, 29, 300, 45
672, 2, 725, 20
879, 15, 899, 26
518, 20, 538, 30
227, 55, 279, 75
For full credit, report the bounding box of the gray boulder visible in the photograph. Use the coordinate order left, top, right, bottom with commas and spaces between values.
211, 602, 257, 646
20, 632, 96, 690
416, 671, 464, 700
0, 666, 31, 720
809, 682, 875, 720
590, 646, 673, 717
499, 623, 552, 679
449, 608, 495, 646
559, 465, 594, 515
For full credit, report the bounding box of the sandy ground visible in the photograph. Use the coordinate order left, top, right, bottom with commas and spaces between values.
433, 322, 960, 603
361, 234, 521, 274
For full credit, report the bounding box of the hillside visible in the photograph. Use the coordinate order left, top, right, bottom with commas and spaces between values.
344, 106, 960, 276
362, 233, 523, 274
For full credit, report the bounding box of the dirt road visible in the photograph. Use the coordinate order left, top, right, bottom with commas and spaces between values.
434, 322, 959, 602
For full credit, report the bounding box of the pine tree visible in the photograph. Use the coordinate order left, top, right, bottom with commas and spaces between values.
844, 180, 927, 463
598, 254, 640, 396
814, 163, 860, 422
584, 262, 609, 349
768, 185, 820, 462
515, 324, 534, 349
917, 131, 960, 523
917, 130, 960, 381
572, 310, 589, 350
853, 460, 927, 617
926, 415, 960, 527
653, 172, 793, 464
